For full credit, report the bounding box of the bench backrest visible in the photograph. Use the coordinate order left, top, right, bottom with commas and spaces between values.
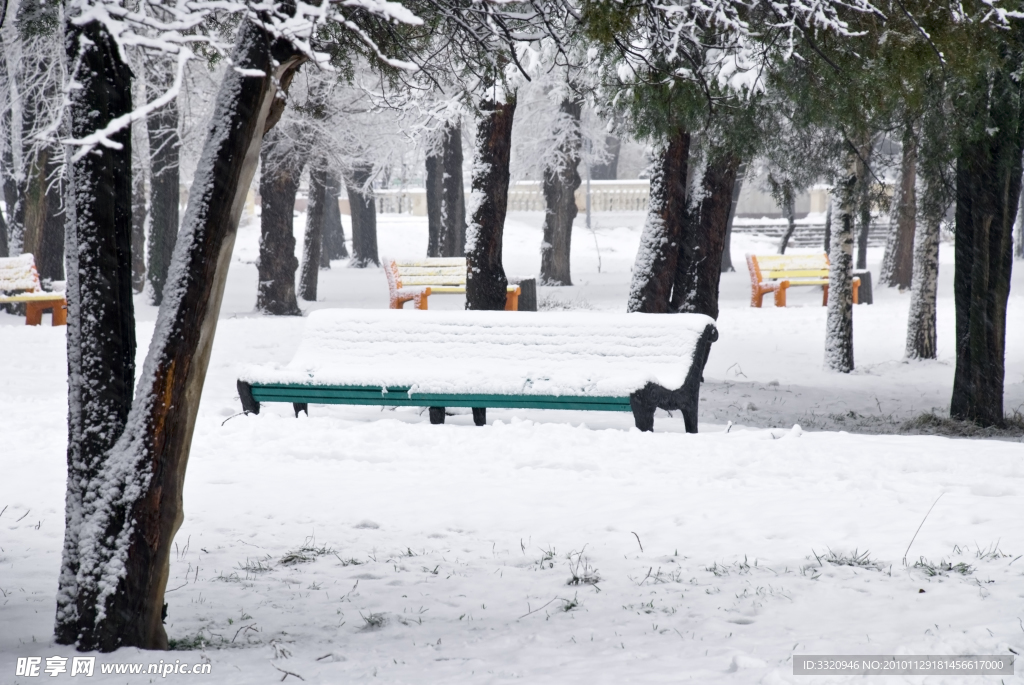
0, 254, 42, 294
746, 253, 829, 282
390, 258, 466, 287
244, 309, 717, 398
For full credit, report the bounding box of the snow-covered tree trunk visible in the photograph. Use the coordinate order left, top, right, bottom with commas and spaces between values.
825, 154, 858, 373
130, 133, 147, 293
321, 171, 348, 261
57, 18, 305, 650
346, 163, 379, 267
627, 128, 690, 313
855, 142, 872, 270
720, 162, 744, 273
672, 152, 740, 319
56, 15, 137, 650
881, 126, 917, 289
0, 193, 7, 257
256, 129, 303, 315
37, 152, 65, 281
823, 195, 832, 253
300, 162, 326, 300
1016, 173, 1024, 260
466, 95, 515, 310
540, 97, 581, 286
950, 72, 1023, 427
146, 62, 180, 305
905, 202, 940, 360
777, 185, 796, 254
439, 122, 466, 258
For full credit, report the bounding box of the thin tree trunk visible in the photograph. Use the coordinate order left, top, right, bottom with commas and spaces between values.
881, 126, 917, 289
905, 201, 940, 360
0, 192, 7, 257
300, 162, 326, 300
346, 163, 378, 267
672, 152, 741, 319
146, 69, 180, 305
777, 186, 797, 254
37, 153, 65, 282
466, 95, 515, 310
425, 144, 443, 257
540, 97, 581, 286
130, 138, 147, 293
20, 147, 48, 262
720, 162, 744, 273
440, 122, 467, 257
950, 70, 1023, 427
1016, 169, 1024, 260
57, 19, 304, 650
855, 143, 872, 270
825, 152, 858, 373
823, 196, 833, 253
256, 128, 303, 315
321, 171, 347, 260
627, 128, 690, 313
56, 16, 136, 649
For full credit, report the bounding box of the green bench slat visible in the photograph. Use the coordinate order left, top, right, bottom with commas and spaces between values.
248, 384, 632, 412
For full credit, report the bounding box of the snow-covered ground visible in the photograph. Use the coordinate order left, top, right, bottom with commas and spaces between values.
1, 210, 1023, 683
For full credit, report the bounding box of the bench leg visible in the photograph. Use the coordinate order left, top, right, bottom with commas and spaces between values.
773, 285, 787, 308
429, 407, 446, 424
472, 407, 486, 426
293, 403, 308, 418
52, 303, 67, 326
852, 280, 860, 305
751, 288, 764, 308
25, 302, 43, 326
629, 394, 655, 432
822, 284, 829, 306
504, 290, 519, 311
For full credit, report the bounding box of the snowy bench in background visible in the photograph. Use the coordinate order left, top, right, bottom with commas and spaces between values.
0, 254, 67, 326
237, 309, 718, 432
745, 253, 860, 308
384, 257, 521, 311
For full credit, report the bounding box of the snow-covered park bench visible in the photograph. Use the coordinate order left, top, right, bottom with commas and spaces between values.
745, 253, 861, 308
237, 309, 718, 432
0, 254, 67, 326
384, 257, 521, 311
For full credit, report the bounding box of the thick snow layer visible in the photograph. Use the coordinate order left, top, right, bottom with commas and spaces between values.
1, 209, 1022, 683
242, 309, 714, 397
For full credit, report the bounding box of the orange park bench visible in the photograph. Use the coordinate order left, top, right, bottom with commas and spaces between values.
0, 254, 67, 325
384, 257, 521, 311
745, 253, 860, 308
237, 309, 719, 432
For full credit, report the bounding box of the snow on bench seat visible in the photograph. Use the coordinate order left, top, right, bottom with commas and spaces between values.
238, 309, 718, 432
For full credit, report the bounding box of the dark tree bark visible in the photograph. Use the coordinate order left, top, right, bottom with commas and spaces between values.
881, 126, 917, 289
540, 98, 582, 286
590, 135, 621, 180
905, 194, 941, 360
146, 72, 180, 305
671, 152, 740, 320
56, 17, 137, 649
37, 154, 65, 282
720, 162, 744, 273
777, 185, 797, 255
19, 146, 49, 264
56, 18, 304, 650
440, 123, 467, 258
425, 146, 443, 257
627, 128, 690, 313
823, 195, 833, 253
855, 142, 873, 270
130, 138, 147, 293
346, 163, 379, 267
466, 96, 516, 310
950, 71, 1024, 427
0, 184, 8, 257
256, 128, 303, 315
825, 152, 859, 373
300, 162, 326, 300
321, 171, 348, 260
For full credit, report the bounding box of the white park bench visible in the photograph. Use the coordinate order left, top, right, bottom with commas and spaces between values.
0, 254, 67, 326
237, 309, 718, 432
384, 257, 521, 311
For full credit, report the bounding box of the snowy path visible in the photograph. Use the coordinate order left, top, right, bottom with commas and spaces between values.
1, 211, 1023, 683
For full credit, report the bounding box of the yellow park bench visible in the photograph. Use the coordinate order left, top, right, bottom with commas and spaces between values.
745, 253, 860, 308
384, 257, 521, 311
0, 254, 67, 326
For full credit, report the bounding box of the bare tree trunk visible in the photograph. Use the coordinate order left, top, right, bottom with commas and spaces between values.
56, 16, 137, 649
823, 195, 833, 253
440, 122, 466, 257
825, 152, 858, 373
905, 202, 940, 360
466, 95, 515, 310
1016, 169, 1024, 260
300, 162, 326, 300
627, 128, 690, 313
256, 128, 303, 315
950, 70, 1023, 427
777, 185, 797, 254
425, 140, 443, 257
881, 125, 917, 289
145, 71, 180, 305
320, 171, 348, 261
720, 162, 744, 273
672, 152, 741, 319
130, 130, 147, 293
0, 192, 7, 257
855, 142, 872, 270
57, 18, 304, 650
540, 97, 581, 286
346, 163, 378, 267
590, 135, 620, 180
